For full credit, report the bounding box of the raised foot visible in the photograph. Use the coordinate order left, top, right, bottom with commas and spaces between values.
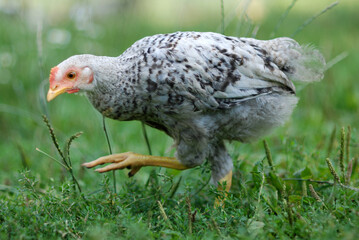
82, 152, 188, 177
82, 152, 145, 176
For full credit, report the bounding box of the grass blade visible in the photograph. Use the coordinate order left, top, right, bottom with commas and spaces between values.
325, 52, 348, 70
339, 127, 345, 181
64, 132, 83, 168
263, 140, 275, 171
302, 181, 308, 197
42, 115, 65, 161
220, 0, 225, 34
327, 126, 336, 157
36, 148, 69, 170
157, 200, 173, 230
102, 116, 116, 194
326, 158, 341, 184
17, 143, 30, 169
309, 184, 322, 202
345, 158, 354, 185
141, 122, 152, 155
235, 0, 252, 37
271, 0, 297, 38
346, 126, 351, 163
186, 196, 193, 235
36, 20, 49, 118
291, 1, 339, 37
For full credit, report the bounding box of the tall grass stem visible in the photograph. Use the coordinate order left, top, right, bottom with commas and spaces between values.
326, 158, 341, 184
291, 1, 339, 37
339, 127, 345, 181
220, 0, 225, 34
157, 200, 173, 230
141, 122, 152, 155
36, 19, 49, 118
271, 0, 297, 37
346, 126, 351, 163
263, 140, 275, 171
102, 116, 116, 193
327, 126, 336, 157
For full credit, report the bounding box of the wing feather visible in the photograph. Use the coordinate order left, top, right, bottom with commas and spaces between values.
130, 32, 324, 111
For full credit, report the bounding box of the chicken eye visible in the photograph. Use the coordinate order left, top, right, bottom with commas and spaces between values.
67, 72, 76, 80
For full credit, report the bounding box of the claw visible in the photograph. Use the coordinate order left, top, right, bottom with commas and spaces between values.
128, 167, 141, 177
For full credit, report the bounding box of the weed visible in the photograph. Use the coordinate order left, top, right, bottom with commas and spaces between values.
37, 115, 84, 196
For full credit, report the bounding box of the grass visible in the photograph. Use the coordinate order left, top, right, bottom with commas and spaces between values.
1, 0, 359, 239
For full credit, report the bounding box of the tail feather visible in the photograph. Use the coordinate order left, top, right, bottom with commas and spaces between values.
284, 44, 326, 82
246, 37, 326, 82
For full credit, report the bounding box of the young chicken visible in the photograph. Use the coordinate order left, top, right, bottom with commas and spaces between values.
47, 31, 325, 192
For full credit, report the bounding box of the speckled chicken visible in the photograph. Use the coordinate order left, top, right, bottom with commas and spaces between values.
47, 31, 325, 192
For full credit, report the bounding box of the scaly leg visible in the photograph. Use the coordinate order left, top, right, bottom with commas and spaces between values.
82, 152, 189, 176
214, 170, 233, 208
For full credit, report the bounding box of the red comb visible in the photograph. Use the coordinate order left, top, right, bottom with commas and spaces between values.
49, 66, 59, 86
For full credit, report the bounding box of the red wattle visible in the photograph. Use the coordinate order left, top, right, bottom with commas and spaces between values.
67, 89, 80, 94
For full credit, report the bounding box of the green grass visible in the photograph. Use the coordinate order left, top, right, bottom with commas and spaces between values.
1, 0, 359, 239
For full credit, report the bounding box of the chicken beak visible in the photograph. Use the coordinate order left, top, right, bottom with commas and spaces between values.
47, 86, 70, 102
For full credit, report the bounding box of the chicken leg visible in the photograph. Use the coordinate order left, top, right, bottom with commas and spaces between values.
214, 170, 232, 207
83, 152, 233, 206
82, 152, 189, 176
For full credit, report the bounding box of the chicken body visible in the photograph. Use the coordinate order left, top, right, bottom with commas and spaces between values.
48, 32, 325, 184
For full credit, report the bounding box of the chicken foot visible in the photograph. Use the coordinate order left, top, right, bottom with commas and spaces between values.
83, 152, 233, 207
82, 152, 189, 177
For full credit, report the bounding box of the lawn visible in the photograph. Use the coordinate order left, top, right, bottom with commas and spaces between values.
0, 0, 359, 239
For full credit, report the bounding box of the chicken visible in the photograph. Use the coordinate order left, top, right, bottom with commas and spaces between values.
47, 31, 325, 194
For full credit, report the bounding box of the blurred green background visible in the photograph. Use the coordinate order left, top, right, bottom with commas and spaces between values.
0, 0, 358, 188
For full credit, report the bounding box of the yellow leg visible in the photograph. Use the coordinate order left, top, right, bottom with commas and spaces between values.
214, 170, 233, 208
82, 152, 189, 176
